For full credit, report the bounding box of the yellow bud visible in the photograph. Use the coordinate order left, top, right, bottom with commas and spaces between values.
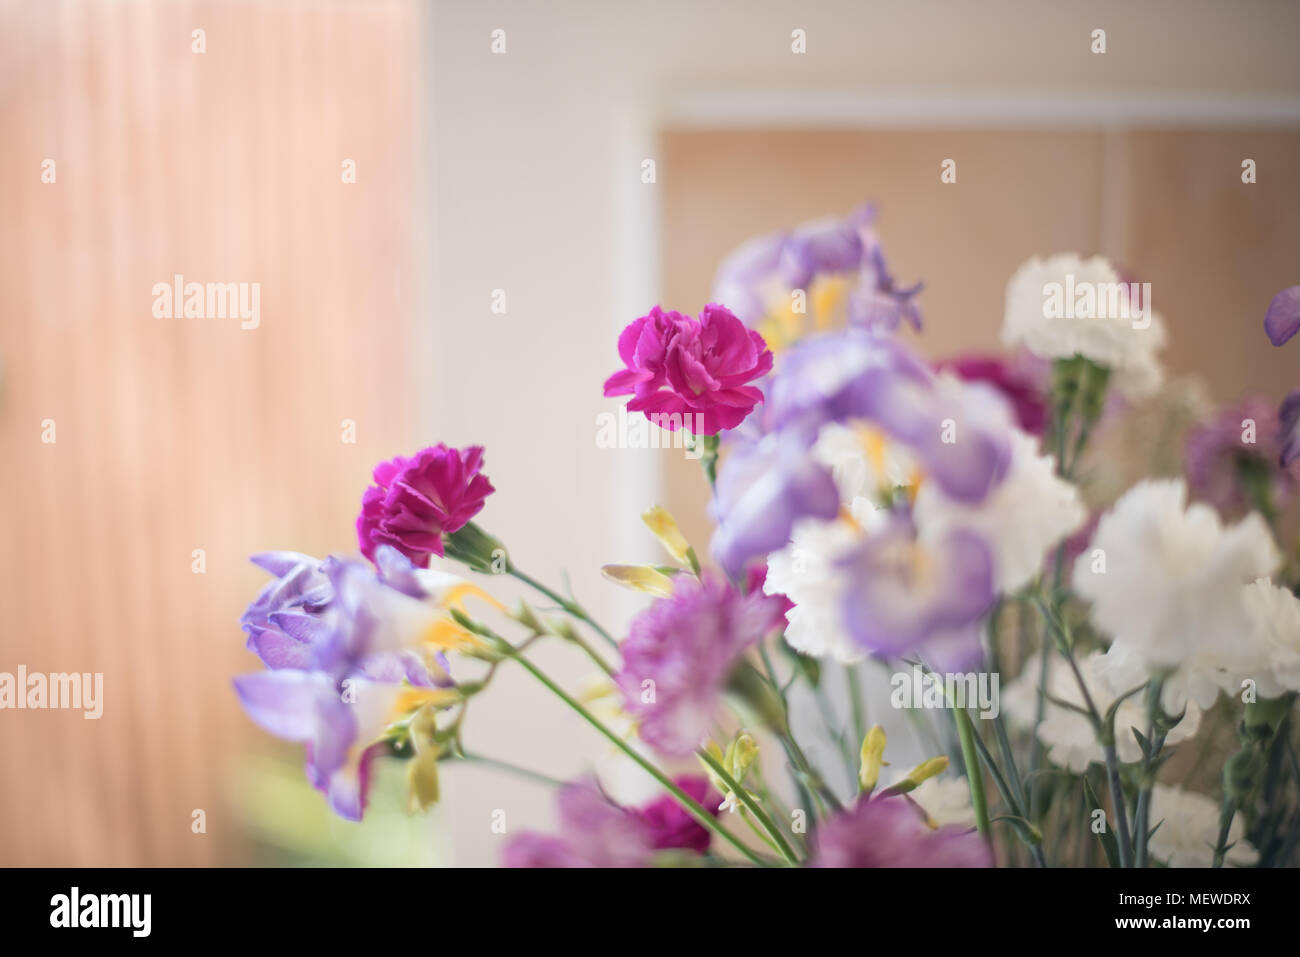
601, 564, 675, 597
407, 743, 441, 812
576, 674, 617, 704
902, 755, 949, 789
858, 725, 887, 793
698, 741, 728, 794
641, 505, 692, 565
726, 731, 759, 781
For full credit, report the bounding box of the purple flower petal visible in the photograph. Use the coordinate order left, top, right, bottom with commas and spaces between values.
1265, 286, 1300, 347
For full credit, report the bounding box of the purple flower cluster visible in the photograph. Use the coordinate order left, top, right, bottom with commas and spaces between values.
811, 795, 992, 868
710, 329, 1016, 669
234, 546, 453, 820
503, 777, 720, 867
713, 204, 922, 334
615, 574, 782, 756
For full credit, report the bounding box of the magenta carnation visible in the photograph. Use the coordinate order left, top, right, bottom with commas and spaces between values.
637, 775, 720, 854
503, 781, 655, 868
811, 795, 992, 868
356, 444, 494, 567
603, 304, 773, 436
935, 352, 1050, 436
615, 574, 780, 756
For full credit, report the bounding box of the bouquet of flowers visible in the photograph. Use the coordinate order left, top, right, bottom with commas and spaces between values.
235, 205, 1300, 868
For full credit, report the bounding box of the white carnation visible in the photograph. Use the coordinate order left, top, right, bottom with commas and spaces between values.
1072, 480, 1279, 687
1148, 784, 1257, 868
1002, 253, 1166, 397
1241, 578, 1300, 698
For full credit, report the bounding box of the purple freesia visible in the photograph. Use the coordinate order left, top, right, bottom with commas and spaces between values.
767, 331, 1013, 500
709, 428, 841, 578
838, 515, 995, 671
710, 329, 1014, 577
713, 204, 922, 335
811, 795, 992, 867
1264, 286, 1300, 347
603, 304, 774, 435
233, 669, 398, 821
240, 551, 336, 670
616, 575, 781, 756
234, 546, 456, 820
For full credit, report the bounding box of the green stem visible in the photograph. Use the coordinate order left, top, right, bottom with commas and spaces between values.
847, 666, 866, 749
697, 748, 800, 865
955, 707, 992, 841
1102, 743, 1134, 867
780, 726, 844, 812
455, 750, 567, 788
1212, 799, 1238, 868
1132, 681, 1167, 868
1058, 641, 1135, 868
568, 631, 616, 676
506, 646, 769, 866
508, 566, 619, 649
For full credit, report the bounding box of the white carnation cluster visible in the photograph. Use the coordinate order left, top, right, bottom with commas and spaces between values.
1072, 479, 1297, 712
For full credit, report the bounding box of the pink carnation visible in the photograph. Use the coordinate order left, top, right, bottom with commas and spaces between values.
603, 304, 773, 435
356, 444, 494, 567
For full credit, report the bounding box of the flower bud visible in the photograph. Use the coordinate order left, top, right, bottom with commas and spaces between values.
641, 505, 692, 565
406, 744, 441, 812
601, 564, 675, 597
886, 755, 949, 795
858, 725, 887, 793
725, 731, 759, 782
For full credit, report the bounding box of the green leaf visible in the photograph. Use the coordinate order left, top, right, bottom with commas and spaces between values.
1084, 775, 1120, 868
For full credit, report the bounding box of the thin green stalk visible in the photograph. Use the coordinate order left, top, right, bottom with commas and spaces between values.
847, 666, 867, 748
1102, 741, 1133, 868
1132, 680, 1167, 868
955, 707, 991, 841
780, 726, 844, 812
968, 713, 1046, 867
810, 681, 855, 779
455, 751, 567, 788
567, 631, 616, 676
506, 645, 770, 866
698, 748, 800, 865
1057, 641, 1135, 868
1212, 799, 1238, 868
508, 566, 619, 649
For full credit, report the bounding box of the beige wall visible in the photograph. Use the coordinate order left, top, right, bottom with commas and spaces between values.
0, 0, 425, 865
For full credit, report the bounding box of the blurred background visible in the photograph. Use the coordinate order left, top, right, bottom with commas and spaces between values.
1, 0, 1298, 866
